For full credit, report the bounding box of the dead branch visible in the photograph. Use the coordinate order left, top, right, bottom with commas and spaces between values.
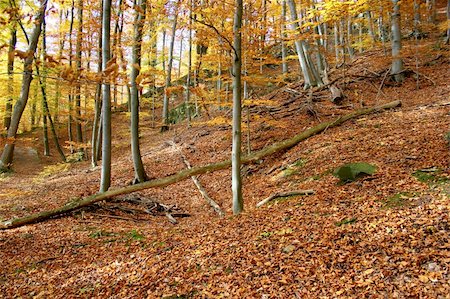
256, 190, 315, 208
0, 100, 401, 230
170, 141, 225, 217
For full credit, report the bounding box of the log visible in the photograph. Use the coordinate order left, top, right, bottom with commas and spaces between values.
0, 100, 401, 230
256, 190, 315, 208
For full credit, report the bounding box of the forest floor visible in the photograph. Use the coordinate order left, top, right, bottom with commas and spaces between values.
0, 40, 450, 298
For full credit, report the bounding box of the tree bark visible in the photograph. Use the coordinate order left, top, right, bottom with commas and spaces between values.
4, 25, 17, 131
391, 0, 404, 83
91, 0, 103, 167
0, 0, 47, 172
446, 0, 450, 44
186, 0, 193, 125
100, 0, 112, 192
36, 65, 66, 162
75, 0, 84, 157
161, 1, 180, 132
41, 18, 49, 156
256, 190, 314, 208
232, 0, 244, 215
281, 0, 288, 75
130, 0, 148, 183
286, 0, 321, 88
0, 100, 401, 228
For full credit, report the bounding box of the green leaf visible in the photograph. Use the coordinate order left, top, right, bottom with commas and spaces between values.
333, 162, 376, 183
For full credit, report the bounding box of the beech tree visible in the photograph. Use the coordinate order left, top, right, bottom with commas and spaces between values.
3, 7, 17, 131
161, 0, 180, 132
391, 0, 404, 83
100, 0, 112, 192
232, 0, 243, 215
130, 0, 148, 183
0, 0, 47, 172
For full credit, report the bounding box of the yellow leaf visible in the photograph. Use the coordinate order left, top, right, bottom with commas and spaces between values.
419, 275, 429, 283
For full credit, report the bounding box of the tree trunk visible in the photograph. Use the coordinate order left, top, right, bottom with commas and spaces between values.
91, 13, 102, 166
91, 0, 103, 167
185, 0, 193, 125
232, 0, 244, 215
53, 9, 66, 124
366, 11, 376, 43
36, 66, 66, 162
281, 0, 288, 75
286, 0, 321, 88
161, 2, 179, 132
75, 0, 84, 157
67, 3, 75, 154
0, 100, 401, 228
391, 0, 404, 83
4, 25, 17, 131
445, 0, 450, 44
100, 0, 112, 192
130, 0, 148, 183
0, 0, 47, 172
41, 18, 49, 156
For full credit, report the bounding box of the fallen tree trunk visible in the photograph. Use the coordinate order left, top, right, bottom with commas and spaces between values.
0, 100, 401, 230
256, 190, 315, 208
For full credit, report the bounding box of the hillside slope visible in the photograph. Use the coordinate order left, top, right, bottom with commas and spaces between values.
0, 45, 449, 297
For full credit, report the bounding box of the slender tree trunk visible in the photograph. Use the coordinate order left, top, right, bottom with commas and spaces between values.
112, 0, 123, 109
54, 9, 65, 124
414, 0, 421, 36
161, 2, 179, 132
41, 18, 49, 156
91, 0, 103, 167
334, 22, 340, 63
445, 0, 450, 44
281, 0, 288, 75
391, 0, 404, 83
346, 18, 355, 59
36, 65, 66, 162
0, 0, 47, 171
232, 0, 243, 215
185, 0, 193, 125
100, 0, 112, 192
286, 0, 320, 88
4, 25, 17, 131
427, 0, 436, 24
68, 2, 75, 154
130, 0, 148, 183
379, 5, 387, 56
366, 11, 376, 43
75, 0, 84, 157
178, 37, 183, 79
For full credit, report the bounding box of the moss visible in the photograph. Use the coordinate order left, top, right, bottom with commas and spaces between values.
335, 217, 357, 227
412, 168, 449, 185
382, 192, 414, 209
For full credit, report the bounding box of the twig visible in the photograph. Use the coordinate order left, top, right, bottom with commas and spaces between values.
192, 17, 237, 59
375, 67, 391, 103
256, 190, 314, 208
90, 213, 140, 221
165, 213, 177, 224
